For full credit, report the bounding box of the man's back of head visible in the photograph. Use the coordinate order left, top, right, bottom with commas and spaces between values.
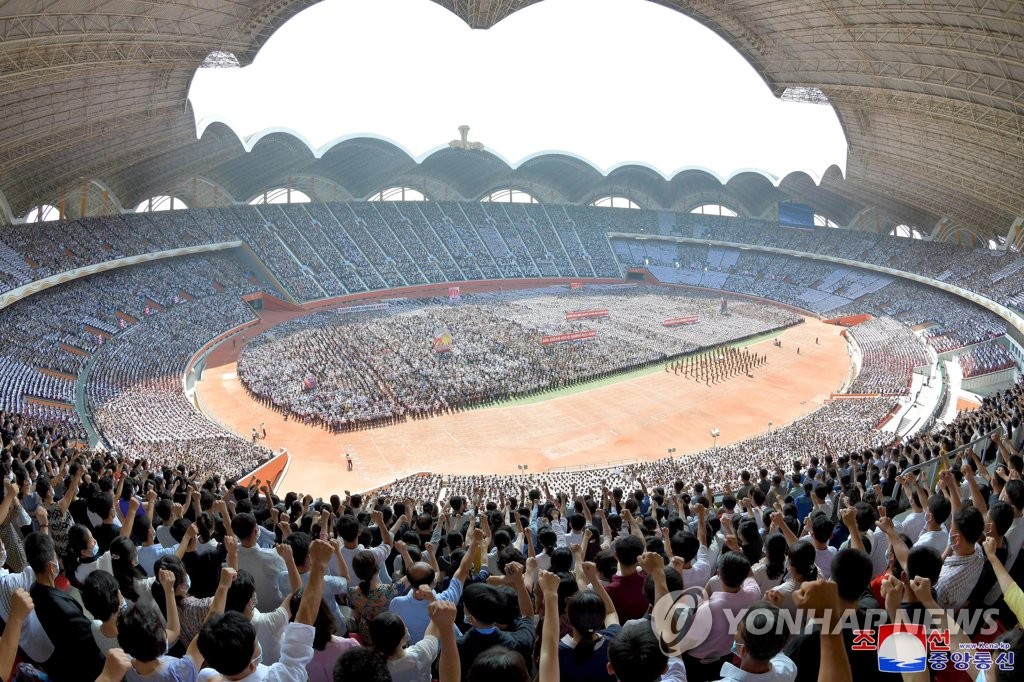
198, 611, 257, 678
608, 622, 668, 682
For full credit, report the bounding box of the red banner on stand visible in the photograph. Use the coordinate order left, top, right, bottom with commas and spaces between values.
663, 316, 699, 327
565, 309, 609, 321
570, 282, 583, 291
540, 330, 597, 345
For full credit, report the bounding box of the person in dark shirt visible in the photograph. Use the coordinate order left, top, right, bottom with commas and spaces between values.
25, 531, 104, 681
90, 492, 119, 555
783, 547, 898, 682
457, 582, 535, 678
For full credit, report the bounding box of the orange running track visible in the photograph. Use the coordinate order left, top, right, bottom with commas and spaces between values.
196, 314, 850, 497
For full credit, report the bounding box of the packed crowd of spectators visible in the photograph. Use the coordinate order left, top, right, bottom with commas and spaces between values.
830, 279, 1008, 350
0, 255, 265, 443
378, 396, 895, 501
0, 372, 1022, 682
678, 212, 1024, 308
86, 294, 271, 479
844, 317, 931, 395
237, 288, 799, 430
4, 204, 1024, 320
960, 342, 1018, 379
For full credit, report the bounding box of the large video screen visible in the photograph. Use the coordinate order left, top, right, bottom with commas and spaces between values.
779, 202, 815, 230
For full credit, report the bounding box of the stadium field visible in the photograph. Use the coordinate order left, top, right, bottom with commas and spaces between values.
197, 307, 848, 496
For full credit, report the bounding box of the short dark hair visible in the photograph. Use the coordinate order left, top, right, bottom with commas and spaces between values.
1004, 480, 1024, 512
718, 552, 751, 589
332, 646, 392, 682
118, 603, 166, 662
82, 570, 120, 622
463, 583, 504, 626
810, 513, 834, 543
854, 502, 877, 532
670, 532, 699, 562
608, 622, 668, 682
24, 532, 55, 574
230, 513, 258, 540
226, 570, 257, 613
614, 535, 645, 567
336, 515, 360, 542
286, 532, 312, 566
198, 611, 257, 677
595, 549, 617, 581
905, 545, 943, 583
831, 548, 873, 602
740, 603, 789, 662
989, 500, 1015, 537
467, 645, 529, 682
927, 494, 952, 525
953, 506, 985, 545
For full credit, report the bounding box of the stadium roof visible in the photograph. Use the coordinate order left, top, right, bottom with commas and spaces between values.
0, 1, 1021, 241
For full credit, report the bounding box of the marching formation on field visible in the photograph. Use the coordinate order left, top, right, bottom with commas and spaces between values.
667, 346, 767, 385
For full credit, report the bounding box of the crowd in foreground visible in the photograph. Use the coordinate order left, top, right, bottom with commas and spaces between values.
0, 377, 1021, 681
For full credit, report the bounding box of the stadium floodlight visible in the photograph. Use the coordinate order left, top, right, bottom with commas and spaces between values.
710, 428, 720, 455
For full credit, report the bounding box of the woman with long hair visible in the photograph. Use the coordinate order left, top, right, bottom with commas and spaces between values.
108, 535, 155, 609
287, 590, 357, 682
346, 550, 408, 644
556, 586, 621, 682
36, 466, 83, 559
768, 539, 818, 615
752, 532, 788, 594
150, 554, 211, 652
64, 523, 103, 589
369, 610, 442, 682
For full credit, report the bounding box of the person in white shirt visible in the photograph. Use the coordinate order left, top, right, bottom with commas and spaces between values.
0, 552, 51, 663
275, 532, 349, 629
196, 539, 334, 682
807, 513, 837, 580
332, 510, 393, 580
671, 504, 712, 589
998, 480, 1024, 570
915, 493, 952, 556
231, 513, 286, 612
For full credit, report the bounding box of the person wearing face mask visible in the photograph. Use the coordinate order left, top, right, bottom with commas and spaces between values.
110, 535, 158, 610
65, 522, 105, 589
932, 472, 987, 610
25, 530, 106, 681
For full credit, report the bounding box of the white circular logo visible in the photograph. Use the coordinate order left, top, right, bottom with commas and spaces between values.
650, 587, 712, 657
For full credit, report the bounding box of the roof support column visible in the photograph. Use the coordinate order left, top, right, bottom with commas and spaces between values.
1007, 218, 1024, 252
930, 217, 949, 241
0, 189, 14, 225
